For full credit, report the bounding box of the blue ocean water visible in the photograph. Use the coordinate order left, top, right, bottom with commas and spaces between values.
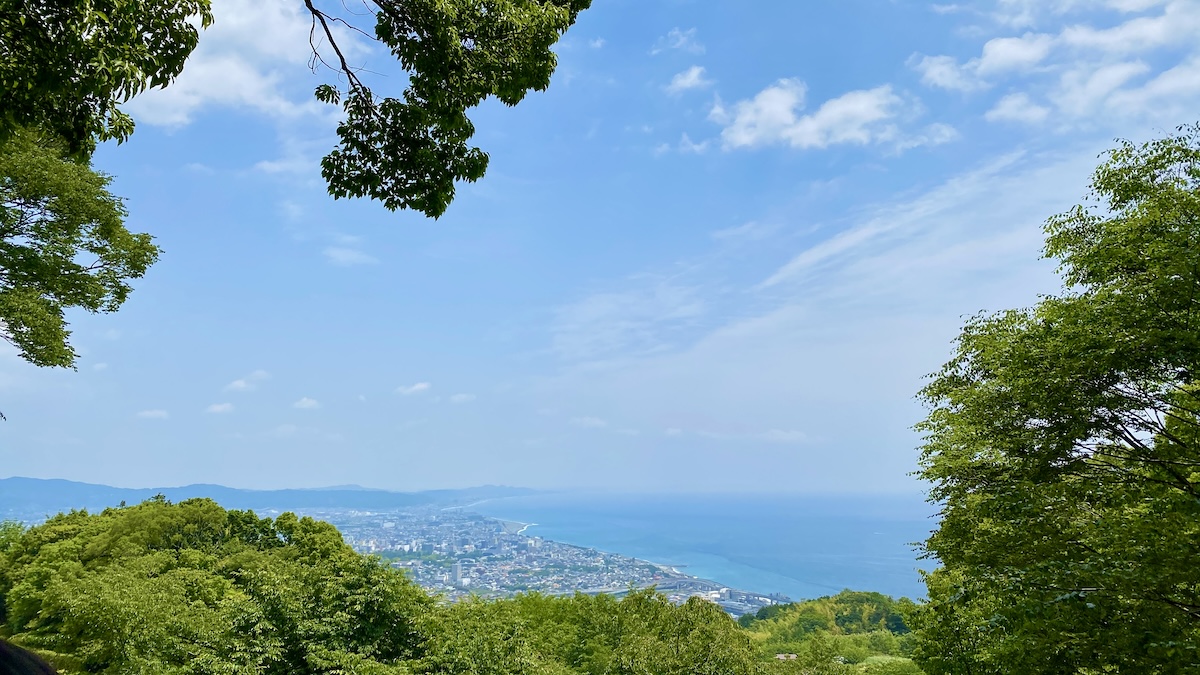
473, 492, 937, 602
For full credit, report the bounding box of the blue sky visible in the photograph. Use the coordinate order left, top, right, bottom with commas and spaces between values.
3, 0, 1199, 493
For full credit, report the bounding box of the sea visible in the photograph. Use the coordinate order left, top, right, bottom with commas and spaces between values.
472, 492, 937, 602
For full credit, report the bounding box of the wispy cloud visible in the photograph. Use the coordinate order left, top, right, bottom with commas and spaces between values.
293, 397, 320, 409
651, 27, 705, 55
206, 403, 234, 414
570, 416, 608, 428
553, 279, 706, 362
986, 92, 1051, 123
666, 66, 713, 94
914, 1, 1200, 129
226, 369, 270, 392
449, 393, 476, 404
711, 221, 779, 242
396, 382, 431, 395
759, 429, 809, 444
324, 247, 379, 266
124, 0, 362, 126
678, 133, 710, 154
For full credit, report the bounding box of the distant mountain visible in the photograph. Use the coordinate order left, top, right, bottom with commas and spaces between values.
0, 477, 539, 520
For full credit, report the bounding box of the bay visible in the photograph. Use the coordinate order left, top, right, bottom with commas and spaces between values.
472, 492, 937, 602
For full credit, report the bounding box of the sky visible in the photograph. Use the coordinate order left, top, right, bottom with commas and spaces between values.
2, 0, 1199, 494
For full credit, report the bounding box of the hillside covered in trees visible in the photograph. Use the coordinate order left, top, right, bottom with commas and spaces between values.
739, 592, 922, 674
0, 498, 919, 675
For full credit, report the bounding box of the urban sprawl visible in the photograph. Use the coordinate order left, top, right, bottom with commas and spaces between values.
288, 506, 789, 617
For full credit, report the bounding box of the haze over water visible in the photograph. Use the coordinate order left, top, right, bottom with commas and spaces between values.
474, 492, 935, 601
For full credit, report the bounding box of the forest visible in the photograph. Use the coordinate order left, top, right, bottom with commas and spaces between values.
0, 499, 919, 674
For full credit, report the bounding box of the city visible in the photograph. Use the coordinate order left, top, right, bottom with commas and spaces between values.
286, 505, 788, 617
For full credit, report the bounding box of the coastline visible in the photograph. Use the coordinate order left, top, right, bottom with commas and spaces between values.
467, 493, 931, 601
477, 511, 740, 584
500, 519, 686, 578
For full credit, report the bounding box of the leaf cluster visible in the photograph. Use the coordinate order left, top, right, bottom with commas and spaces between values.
0, 128, 159, 367
310, 0, 591, 217
0, 0, 213, 157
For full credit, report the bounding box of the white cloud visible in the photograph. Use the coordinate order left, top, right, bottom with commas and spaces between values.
711, 221, 779, 241
759, 429, 809, 444
589, 38, 606, 48
137, 410, 169, 419
678, 133, 709, 154
124, 0, 363, 126
570, 416, 608, 428
449, 393, 476, 404
986, 92, 1051, 123
226, 369, 270, 391
92, 363, 108, 371
396, 382, 431, 395
293, 397, 320, 409
910, 55, 985, 91
1051, 60, 1151, 117
977, 33, 1056, 74
666, 66, 713, 94
323, 247, 380, 266
910, 33, 1053, 91
1105, 55, 1200, 118
651, 27, 705, 55
920, 1, 1200, 129
126, 54, 315, 126
1059, 1, 1200, 54
206, 403, 235, 413
717, 80, 904, 150
892, 123, 960, 153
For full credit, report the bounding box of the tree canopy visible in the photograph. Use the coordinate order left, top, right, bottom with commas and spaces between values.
0, 498, 768, 675
0, 0, 214, 158
0, 129, 159, 369
739, 591, 922, 674
909, 124, 1200, 674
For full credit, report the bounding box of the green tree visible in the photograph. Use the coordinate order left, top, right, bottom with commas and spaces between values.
0, 0, 213, 157
910, 124, 1200, 673
5, 0, 592, 216
311, 0, 592, 217
0, 498, 433, 674
0, 129, 159, 369
2, 0, 591, 377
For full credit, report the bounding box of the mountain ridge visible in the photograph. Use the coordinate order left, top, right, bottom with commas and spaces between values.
0, 476, 539, 518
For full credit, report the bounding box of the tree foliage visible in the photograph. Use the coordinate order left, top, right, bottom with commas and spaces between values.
0, 0, 214, 158
4, 0, 591, 217
0, 129, 159, 368
0, 499, 765, 675
308, 0, 591, 217
741, 591, 923, 674
910, 124, 1200, 673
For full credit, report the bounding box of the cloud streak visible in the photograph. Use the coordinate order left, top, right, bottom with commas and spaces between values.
396, 382, 431, 395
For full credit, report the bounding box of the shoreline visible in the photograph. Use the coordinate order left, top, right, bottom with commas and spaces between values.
470, 510, 781, 602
